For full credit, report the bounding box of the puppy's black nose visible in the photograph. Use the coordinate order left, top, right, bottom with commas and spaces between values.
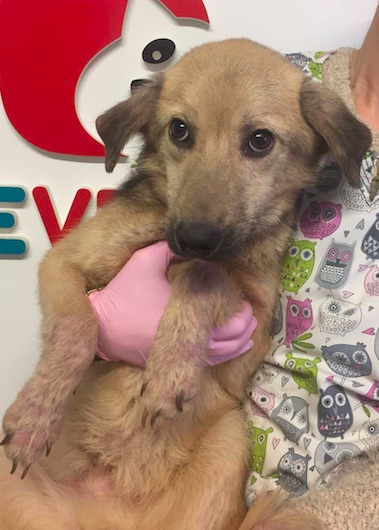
174, 221, 221, 259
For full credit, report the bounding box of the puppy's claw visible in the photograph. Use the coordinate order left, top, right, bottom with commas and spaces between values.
175, 392, 184, 413
10, 460, 18, 475
0, 433, 12, 446
140, 383, 147, 397
21, 465, 31, 480
141, 409, 149, 428
150, 411, 160, 428
46, 443, 52, 457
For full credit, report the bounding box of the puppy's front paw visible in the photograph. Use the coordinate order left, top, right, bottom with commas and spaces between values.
140, 359, 200, 426
1, 391, 63, 476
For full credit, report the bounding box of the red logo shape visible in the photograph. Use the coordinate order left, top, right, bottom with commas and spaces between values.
33, 187, 92, 244
157, 0, 209, 22
0, 0, 208, 158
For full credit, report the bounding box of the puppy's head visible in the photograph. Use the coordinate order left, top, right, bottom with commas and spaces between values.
97, 39, 371, 261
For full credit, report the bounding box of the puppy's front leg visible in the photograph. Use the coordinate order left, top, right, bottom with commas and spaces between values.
1, 195, 166, 472
140, 260, 241, 424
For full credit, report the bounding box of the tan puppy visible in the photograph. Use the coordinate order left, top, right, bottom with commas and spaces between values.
0, 39, 371, 530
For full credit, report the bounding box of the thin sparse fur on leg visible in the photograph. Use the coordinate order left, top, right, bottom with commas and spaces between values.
140, 259, 243, 423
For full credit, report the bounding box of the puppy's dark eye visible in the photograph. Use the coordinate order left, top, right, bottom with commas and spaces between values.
247, 130, 274, 155
169, 119, 190, 143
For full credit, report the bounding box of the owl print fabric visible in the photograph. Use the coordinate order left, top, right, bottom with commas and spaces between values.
245, 51, 379, 506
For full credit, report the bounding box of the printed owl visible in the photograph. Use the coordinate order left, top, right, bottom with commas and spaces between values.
249, 387, 276, 417
271, 394, 309, 443
315, 240, 355, 290
314, 441, 360, 475
341, 180, 379, 212
281, 240, 316, 294
321, 342, 372, 378
245, 487, 257, 509
364, 265, 379, 296
285, 52, 311, 70
276, 447, 311, 496
341, 151, 379, 212
271, 297, 283, 337
284, 296, 313, 347
260, 363, 282, 384
300, 201, 342, 240
308, 61, 322, 80
361, 213, 379, 260
319, 296, 362, 336
359, 419, 379, 451
359, 380, 379, 414
247, 420, 273, 476
318, 385, 353, 439
285, 352, 320, 394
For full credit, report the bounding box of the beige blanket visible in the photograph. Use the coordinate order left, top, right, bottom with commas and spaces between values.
296, 452, 379, 529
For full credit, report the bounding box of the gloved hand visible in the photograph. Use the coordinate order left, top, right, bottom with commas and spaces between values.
89, 241, 257, 367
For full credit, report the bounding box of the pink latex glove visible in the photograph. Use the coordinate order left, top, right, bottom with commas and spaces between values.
89, 241, 257, 368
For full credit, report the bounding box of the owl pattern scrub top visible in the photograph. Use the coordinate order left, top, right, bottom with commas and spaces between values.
245, 48, 379, 505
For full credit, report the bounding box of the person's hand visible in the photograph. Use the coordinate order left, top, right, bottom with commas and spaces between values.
89, 241, 257, 367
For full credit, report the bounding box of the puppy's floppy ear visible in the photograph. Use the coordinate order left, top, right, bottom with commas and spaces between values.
300, 78, 372, 186
96, 75, 163, 173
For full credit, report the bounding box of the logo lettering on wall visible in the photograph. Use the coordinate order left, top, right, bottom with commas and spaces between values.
0, 186, 115, 254
0, 0, 209, 258
33, 187, 115, 245
0, 187, 28, 258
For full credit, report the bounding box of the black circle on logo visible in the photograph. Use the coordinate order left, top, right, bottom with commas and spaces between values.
142, 39, 176, 65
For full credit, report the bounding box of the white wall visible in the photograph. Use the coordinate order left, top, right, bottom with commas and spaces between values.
0, 0, 377, 418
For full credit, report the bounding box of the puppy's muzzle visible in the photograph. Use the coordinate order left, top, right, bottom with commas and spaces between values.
171, 221, 221, 260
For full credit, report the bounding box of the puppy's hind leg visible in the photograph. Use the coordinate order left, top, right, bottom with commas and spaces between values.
139, 408, 249, 530
238, 492, 323, 530
0, 450, 76, 530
